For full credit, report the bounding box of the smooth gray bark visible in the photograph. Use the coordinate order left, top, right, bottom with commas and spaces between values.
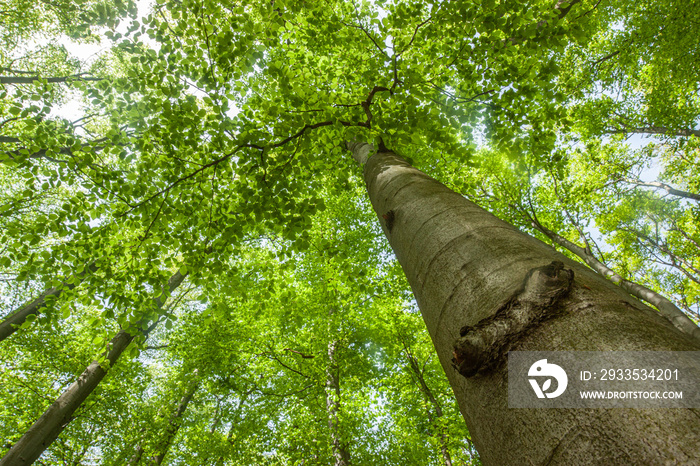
0, 263, 99, 342
326, 339, 351, 466
623, 178, 700, 202
353, 145, 700, 465
150, 376, 200, 465
0, 75, 101, 84
528, 217, 700, 341
0, 271, 185, 466
607, 126, 700, 138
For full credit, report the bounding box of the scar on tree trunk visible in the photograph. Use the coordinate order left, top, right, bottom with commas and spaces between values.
452, 260, 574, 377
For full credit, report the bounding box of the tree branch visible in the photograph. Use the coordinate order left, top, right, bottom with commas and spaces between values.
0, 74, 102, 84
622, 178, 700, 202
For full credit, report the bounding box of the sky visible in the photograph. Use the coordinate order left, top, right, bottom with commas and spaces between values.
51, 0, 155, 122
49, 1, 665, 194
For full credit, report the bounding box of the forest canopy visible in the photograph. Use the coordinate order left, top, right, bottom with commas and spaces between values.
0, 0, 698, 464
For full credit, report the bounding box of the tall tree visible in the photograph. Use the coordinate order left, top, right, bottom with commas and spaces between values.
325, 337, 351, 466
0, 262, 98, 342
400, 336, 454, 466
2, 0, 700, 463
348, 141, 700, 464
149, 373, 200, 465
0, 270, 185, 466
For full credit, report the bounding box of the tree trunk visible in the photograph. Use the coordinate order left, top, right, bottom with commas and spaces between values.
127, 441, 144, 465
150, 375, 200, 465
216, 390, 251, 465
0, 271, 185, 466
325, 340, 350, 466
527, 216, 700, 340
1, 136, 111, 164
0, 263, 98, 343
622, 178, 700, 202
350, 143, 700, 465
403, 346, 453, 466
0, 75, 101, 84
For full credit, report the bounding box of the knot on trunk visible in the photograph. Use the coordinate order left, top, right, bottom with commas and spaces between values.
452, 261, 574, 378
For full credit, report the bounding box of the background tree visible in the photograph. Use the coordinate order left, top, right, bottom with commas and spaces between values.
1, 0, 699, 463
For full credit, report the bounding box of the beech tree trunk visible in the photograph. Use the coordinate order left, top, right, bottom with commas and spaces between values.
0, 263, 98, 342
325, 339, 351, 466
150, 375, 200, 465
1, 136, 110, 164
350, 143, 700, 465
622, 178, 700, 201
0, 75, 101, 84
0, 271, 185, 466
127, 441, 144, 465
403, 345, 453, 466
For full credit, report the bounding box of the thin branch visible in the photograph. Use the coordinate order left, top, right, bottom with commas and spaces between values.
284, 348, 315, 359
591, 50, 620, 67
574, 0, 603, 20
551, 175, 592, 254
0, 74, 102, 84
526, 214, 700, 340
260, 346, 312, 379
622, 178, 700, 202
340, 21, 388, 57
396, 17, 432, 59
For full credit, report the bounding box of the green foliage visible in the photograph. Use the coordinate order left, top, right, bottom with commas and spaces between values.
0, 0, 698, 463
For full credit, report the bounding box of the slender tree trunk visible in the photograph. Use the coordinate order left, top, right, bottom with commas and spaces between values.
349, 143, 700, 465
0, 263, 98, 342
403, 347, 453, 466
150, 376, 200, 465
127, 440, 144, 465
325, 339, 350, 466
1, 136, 111, 164
215, 390, 251, 465
0, 271, 185, 466
527, 217, 700, 340
622, 178, 700, 201
0, 75, 101, 84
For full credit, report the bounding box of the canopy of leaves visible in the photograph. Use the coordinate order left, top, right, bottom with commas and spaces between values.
0, 0, 698, 463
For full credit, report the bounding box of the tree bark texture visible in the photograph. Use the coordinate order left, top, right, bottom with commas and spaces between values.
150, 376, 199, 465
355, 146, 700, 465
0, 271, 186, 466
0, 263, 99, 342
326, 340, 351, 466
